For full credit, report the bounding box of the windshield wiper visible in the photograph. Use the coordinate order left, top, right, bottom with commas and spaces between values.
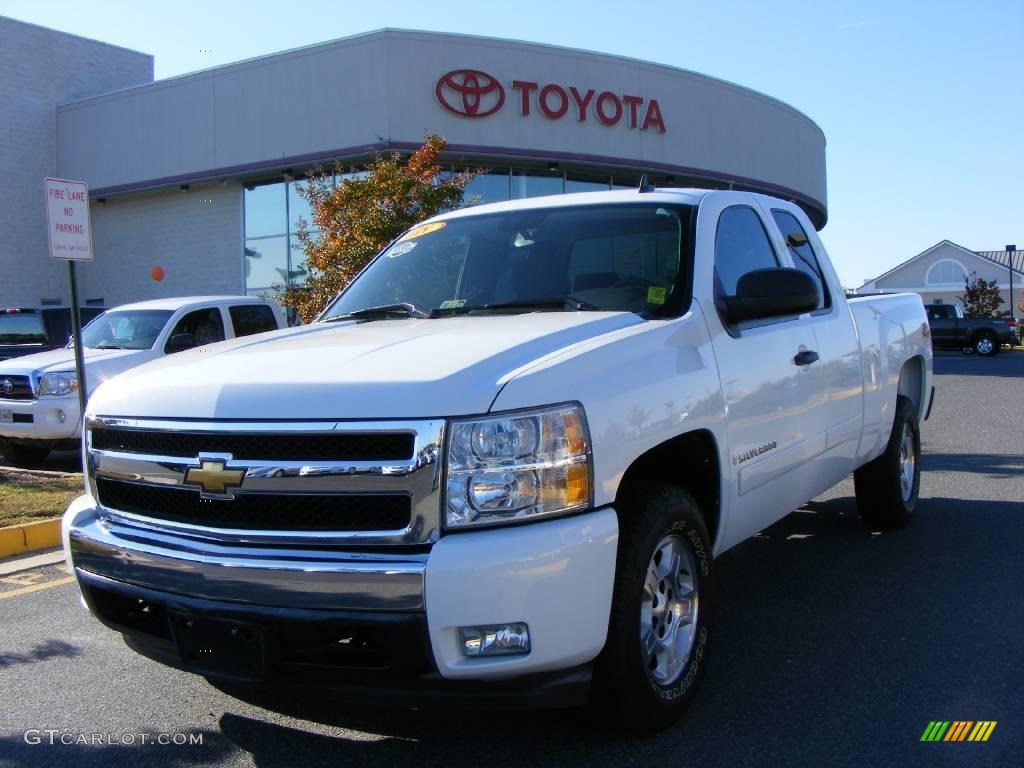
93, 344, 127, 349
434, 296, 601, 315
323, 303, 430, 322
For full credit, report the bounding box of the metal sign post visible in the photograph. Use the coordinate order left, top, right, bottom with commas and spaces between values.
1007, 245, 1016, 324
44, 177, 93, 417
65, 261, 88, 417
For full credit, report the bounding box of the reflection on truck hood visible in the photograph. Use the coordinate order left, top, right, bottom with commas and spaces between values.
88, 313, 646, 419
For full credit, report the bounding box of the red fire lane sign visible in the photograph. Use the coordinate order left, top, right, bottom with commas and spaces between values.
44, 177, 93, 262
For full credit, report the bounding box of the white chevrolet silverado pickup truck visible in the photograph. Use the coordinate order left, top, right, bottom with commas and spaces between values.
63, 187, 933, 732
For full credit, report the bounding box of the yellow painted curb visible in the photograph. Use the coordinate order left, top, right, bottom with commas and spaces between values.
0, 519, 62, 558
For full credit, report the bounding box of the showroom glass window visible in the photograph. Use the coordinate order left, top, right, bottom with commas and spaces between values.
243, 178, 322, 296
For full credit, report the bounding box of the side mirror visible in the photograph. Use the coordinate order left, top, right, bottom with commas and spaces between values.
165, 332, 195, 354
721, 268, 819, 324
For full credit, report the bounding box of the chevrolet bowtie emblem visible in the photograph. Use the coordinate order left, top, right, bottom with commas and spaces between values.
184, 458, 245, 497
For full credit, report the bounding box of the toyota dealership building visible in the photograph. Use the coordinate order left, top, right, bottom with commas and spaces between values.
2, 16, 827, 308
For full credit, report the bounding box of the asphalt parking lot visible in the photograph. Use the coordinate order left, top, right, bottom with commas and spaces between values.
1, 350, 1020, 768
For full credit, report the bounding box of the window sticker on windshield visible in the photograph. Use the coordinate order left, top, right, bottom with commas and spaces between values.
399, 221, 446, 241
387, 241, 418, 258
647, 286, 667, 304
439, 299, 466, 309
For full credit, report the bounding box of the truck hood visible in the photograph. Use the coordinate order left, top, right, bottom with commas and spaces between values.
0, 347, 154, 389
88, 313, 645, 420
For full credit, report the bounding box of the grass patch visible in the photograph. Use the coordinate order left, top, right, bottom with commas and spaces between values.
0, 470, 83, 528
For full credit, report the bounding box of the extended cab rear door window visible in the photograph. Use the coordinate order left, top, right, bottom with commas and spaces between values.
229, 304, 277, 337
770, 209, 831, 312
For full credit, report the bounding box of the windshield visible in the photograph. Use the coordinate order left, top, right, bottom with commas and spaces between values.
80, 310, 174, 350
321, 203, 691, 320
0, 313, 46, 345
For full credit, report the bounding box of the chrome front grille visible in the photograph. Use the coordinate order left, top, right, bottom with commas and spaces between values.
86, 417, 445, 546
90, 428, 415, 461
94, 478, 412, 532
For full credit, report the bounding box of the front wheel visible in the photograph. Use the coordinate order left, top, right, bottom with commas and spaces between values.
854, 396, 920, 528
974, 332, 998, 356
594, 485, 714, 734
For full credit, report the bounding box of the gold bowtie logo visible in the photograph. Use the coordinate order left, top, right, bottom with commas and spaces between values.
184, 459, 245, 497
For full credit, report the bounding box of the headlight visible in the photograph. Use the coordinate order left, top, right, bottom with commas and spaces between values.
446, 403, 592, 529
38, 372, 79, 397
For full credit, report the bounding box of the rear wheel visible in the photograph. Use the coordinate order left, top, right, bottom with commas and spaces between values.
0, 441, 50, 467
854, 396, 920, 528
973, 332, 998, 356
595, 485, 714, 734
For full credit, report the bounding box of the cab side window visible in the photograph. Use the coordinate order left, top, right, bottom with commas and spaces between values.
229, 304, 277, 337
165, 308, 225, 353
714, 206, 779, 296
771, 209, 831, 311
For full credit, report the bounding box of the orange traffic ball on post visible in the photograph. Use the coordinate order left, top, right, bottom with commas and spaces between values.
150, 266, 165, 282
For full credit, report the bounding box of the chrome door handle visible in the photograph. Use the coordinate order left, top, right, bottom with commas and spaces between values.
793, 350, 819, 366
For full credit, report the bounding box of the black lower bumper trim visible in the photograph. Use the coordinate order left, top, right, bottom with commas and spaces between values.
76, 568, 592, 710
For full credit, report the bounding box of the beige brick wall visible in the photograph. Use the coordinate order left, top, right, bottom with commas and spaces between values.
0, 17, 152, 306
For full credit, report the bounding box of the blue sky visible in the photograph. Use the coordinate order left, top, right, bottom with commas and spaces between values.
6, 0, 1022, 287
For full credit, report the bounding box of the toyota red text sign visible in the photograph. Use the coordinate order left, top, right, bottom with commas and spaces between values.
436, 69, 666, 133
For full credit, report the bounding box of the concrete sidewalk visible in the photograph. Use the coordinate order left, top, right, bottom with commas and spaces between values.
0, 547, 65, 576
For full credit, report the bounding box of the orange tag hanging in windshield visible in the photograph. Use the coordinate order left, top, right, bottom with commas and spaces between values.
400, 221, 446, 241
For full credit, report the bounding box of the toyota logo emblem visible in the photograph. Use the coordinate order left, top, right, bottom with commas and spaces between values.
435, 69, 505, 118
0, 379, 12, 395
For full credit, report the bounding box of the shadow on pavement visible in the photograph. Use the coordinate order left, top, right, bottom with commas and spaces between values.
933, 352, 1023, 379
923, 452, 1024, 478
0, 449, 82, 474
0, 639, 81, 669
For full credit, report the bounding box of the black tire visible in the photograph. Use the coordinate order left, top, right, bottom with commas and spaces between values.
973, 331, 999, 356
0, 441, 50, 467
594, 485, 714, 734
854, 396, 920, 529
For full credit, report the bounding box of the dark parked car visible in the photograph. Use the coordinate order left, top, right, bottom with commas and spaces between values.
925, 303, 1019, 356
0, 307, 105, 362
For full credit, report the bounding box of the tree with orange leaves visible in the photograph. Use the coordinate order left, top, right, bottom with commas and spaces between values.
279, 135, 479, 323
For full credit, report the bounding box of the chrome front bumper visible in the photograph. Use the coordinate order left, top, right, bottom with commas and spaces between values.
65, 496, 426, 611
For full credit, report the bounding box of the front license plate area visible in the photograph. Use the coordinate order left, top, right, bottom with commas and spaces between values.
170, 613, 266, 681
0, 408, 12, 423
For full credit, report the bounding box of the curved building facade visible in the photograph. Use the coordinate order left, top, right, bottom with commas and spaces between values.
3, 20, 827, 307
